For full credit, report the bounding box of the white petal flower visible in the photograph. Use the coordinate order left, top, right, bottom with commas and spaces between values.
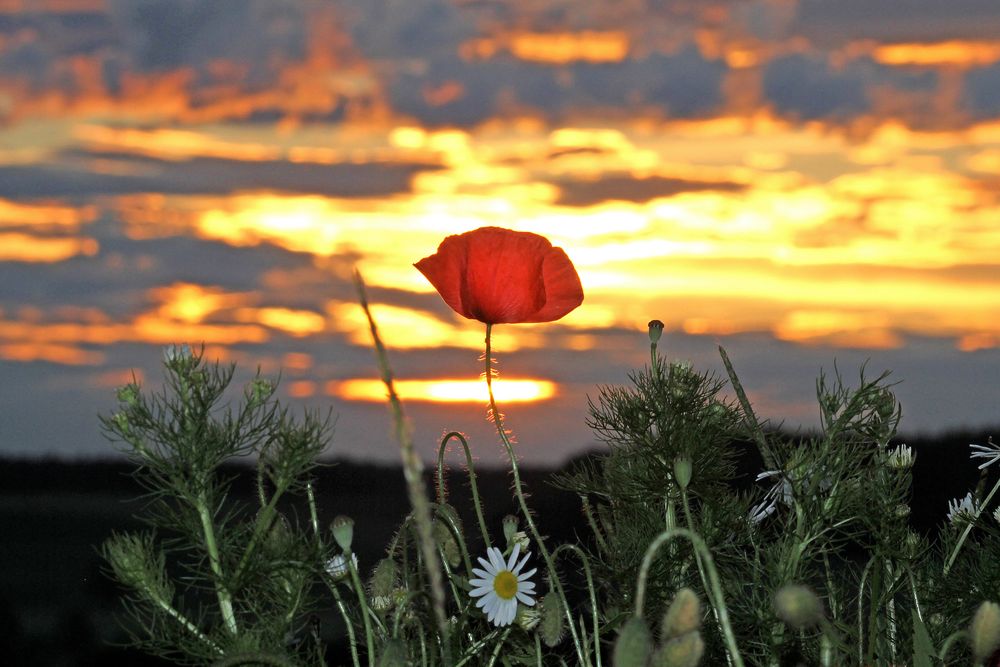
749, 469, 793, 524
887, 444, 914, 469
970, 437, 1000, 470
468, 543, 537, 627
947, 492, 979, 525
994, 506, 1000, 527
325, 553, 358, 581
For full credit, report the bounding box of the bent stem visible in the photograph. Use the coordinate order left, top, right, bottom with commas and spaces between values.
634, 528, 745, 667
437, 430, 492, 548
484, 323, 587, 666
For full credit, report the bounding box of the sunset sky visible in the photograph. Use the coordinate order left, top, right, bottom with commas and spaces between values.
1, 0, 999, 466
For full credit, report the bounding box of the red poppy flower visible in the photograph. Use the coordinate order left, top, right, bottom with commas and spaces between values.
414, 226, 584, 324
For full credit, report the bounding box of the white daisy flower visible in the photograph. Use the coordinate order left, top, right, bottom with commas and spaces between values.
469, 543, 537, 626
947, 492, 979, 525
969, 437, 1000, 470
993, 506, 1000, 527
325, 553, 358, 581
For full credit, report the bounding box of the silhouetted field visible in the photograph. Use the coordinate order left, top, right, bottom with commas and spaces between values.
0, 427, 994, 665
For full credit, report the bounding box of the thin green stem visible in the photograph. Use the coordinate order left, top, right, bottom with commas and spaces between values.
147, 587, 222, 655
938, 630, 968, 663
553, 544, 602, 667
196, 494, 238, 636
944, 473, 1000, 575
579, 495, 609, 557
680, 488, 732, 667
437, 430, 492, 548
633, 528, 745, 667
355, 271, 451, 663
329, 583, 363, 667
484, 323, 587, 666
345, 554, 376, 667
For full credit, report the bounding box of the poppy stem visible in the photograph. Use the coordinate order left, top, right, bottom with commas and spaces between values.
484, 324, 588, 665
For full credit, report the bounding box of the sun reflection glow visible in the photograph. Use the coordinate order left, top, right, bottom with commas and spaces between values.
329, 378, 557, 404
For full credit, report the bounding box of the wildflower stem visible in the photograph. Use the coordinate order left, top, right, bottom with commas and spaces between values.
553, 543, 602, 667
680, 489, 732, 667
196, 493, 238, 636
329, 582, 363, 667
345, 555, 377, 667
484, 323, 587, 666
944, 474, 1000, 575
146, 584, 222, 655
354, 271, 451, 663
634, 528, 745, 667
437, 431, 492, 548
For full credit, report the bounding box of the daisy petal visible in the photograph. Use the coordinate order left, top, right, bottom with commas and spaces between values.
516, 592, 536, 606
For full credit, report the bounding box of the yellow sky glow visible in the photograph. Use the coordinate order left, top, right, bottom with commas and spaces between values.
329, 378, 557, 403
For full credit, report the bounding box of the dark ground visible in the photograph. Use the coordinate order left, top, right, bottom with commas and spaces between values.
0, 428, 994, 666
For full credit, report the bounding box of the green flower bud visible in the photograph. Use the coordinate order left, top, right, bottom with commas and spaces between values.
377, 637, 408, 667
661, 588, 701, 640
331, 515, 354, 552
259, 511, 291, 556
774, 584, 824, 629
503, 514, 519, 546
970, 601, 1000, 663
369, 558, 397, 600
433, 519, 460, 568
516, 604, 541, 631
648, 320, 665, 344
540, 594, 566, 648
673, 457, 693, 491
116, 383, 140, 407
613, 617, 653, 667
652, 631, 705, 667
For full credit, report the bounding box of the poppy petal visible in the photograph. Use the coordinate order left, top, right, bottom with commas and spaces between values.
525, 247, 584, 322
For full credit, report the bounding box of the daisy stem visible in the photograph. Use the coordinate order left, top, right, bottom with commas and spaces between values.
634, 528, 745, 667
943, 473, 1000, 575
328, 582, 362, 667
437, 430, 492, 548
346, 554, 376, 667
484, 324, 587, 666
355, 271, 452, 664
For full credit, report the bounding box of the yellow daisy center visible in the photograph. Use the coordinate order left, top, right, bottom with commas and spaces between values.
493, 570, 518, 600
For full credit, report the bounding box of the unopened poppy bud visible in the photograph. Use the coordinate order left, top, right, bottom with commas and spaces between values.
433, 520, 460, 568
661, 588, 701, 639
369, 558, 397, 599
673, 457, 693, 491
648, 320, 665, 343
331, 515, 354, 553
503, 514, 519, 546
259, 511, 291, 555
540, 594, 565, 648
774, 584, 824, 629
970, 601, 1000, 663
613, 617, 653, 667
652, 631, 704, 667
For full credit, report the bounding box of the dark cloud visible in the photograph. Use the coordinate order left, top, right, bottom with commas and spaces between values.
963, 63, 1000, 117
763, 53, 869, 120
0, 153, 440, 200
552, 173, 745, 207
794, 0, 1000, 44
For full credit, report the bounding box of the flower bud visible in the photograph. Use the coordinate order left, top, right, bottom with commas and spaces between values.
648, 320, 665, 344
970, 601, 1000, 663
673, 457, 693, 491
774, 584, 824, 629
503, 514, 519, 546
613, 617, 653, 667
540, 594, 565, 648
116, 384, 140, 407
516, 605, 541, 631
652, 631, 704, 667
369, 558, 397, 600
331, 515, 354, 553
433, 520, 460, 568
259, 511, 291, 556
661, 588, 701, 640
